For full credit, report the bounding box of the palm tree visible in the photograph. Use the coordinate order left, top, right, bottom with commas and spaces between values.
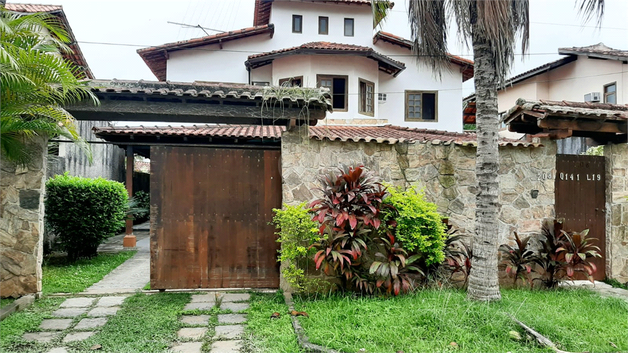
394, 0, 604, 301
0, 6, 96, 166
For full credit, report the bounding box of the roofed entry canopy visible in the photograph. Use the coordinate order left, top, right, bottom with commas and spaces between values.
67, 79, 332, 126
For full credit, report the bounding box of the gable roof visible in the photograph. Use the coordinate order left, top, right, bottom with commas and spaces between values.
137, 24, 275, 81
246, 41, 406, 76
373, 31, 474, 81
253, 0, 377, 26
93, 124, 539, 147
501, 56, 578, 88
5, 3, 94, 79
558, 42, 628, 61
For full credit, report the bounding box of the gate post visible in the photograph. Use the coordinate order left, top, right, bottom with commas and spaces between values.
123, 145, 136, 248
605, 143, 628, 283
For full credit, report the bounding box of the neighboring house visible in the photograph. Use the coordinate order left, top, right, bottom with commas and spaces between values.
498, 43, 627, 112
5, 3, 125, 182
137, 0, 473, 132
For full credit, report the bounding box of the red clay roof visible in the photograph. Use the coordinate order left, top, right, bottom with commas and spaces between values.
94, 124, 538, 147
254, 0, 376, 26
137, 24, 275, 81
373, 31, 474, 82
246, 41, 406, 76
5, 3, 94, 79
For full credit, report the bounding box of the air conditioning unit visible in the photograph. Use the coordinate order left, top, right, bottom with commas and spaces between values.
584, 92, 601, 102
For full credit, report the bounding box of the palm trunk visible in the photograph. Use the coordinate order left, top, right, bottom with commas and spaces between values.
467, 29, 502, 301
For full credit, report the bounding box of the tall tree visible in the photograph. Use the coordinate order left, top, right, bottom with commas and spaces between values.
399, 0, 604, 301
0, 6, 96, 165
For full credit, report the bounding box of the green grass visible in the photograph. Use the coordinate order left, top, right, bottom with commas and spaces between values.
293, 289, 628, 353
70, 292, 190, 353
604, 278, 628, 290
42, 251, 136, 294
0, 297, 64, 352
242, 291, 302, 353
1, 298, 16, 308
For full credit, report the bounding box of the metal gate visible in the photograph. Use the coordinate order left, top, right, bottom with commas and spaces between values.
150, 146, 281, 289
555, 154, 606, 280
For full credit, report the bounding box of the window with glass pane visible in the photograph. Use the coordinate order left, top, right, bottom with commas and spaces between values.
344, 18, 354, 36
318, 75, 347, 110
405, 91, 437, 121
604, 82, 616, 104
292, 15, 302, 33
319, 16, 328, 35
359, 79, 374, 115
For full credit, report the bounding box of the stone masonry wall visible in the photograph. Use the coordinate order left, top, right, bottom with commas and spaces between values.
0, 137, 47, 298
605, 143, 628, 282
282, 128, 557, 250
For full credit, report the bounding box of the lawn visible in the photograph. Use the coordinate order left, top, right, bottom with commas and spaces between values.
42, 251, 137, 294
0, 296, 64, 352
293, 288, 628, 353
1, 298, 16, 308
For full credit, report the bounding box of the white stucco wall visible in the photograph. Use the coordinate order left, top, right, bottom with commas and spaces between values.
269, 1, 373, 47
498, 56, 628, 112
375, 41, 464, 132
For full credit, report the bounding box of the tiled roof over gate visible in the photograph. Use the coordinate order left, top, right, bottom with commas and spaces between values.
94, 124, 540, 147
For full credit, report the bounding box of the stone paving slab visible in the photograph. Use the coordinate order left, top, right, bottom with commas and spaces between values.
214, 325, 244, 339
210, 340, 242, 353
63, 331, 95, 342
217, 314, 246, 324
184, 302, 214, 311
40, 319, 73, 331
52, 307, 89, 318
177, 327, 208, 340
171, 342, 203, 353
23, 332, 60, 342
221, 302, 249, 313
180, 315, 210, 326
75, 317, 108, 330
59, 297, 95, 308
87, 306, 120, 317
96, 296, 127, 307
222, 293, 250, 302
47, 348, 69, 353
190, 294, 217, 303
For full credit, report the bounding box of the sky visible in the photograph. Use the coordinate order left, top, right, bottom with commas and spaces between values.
9, 0, 628, 96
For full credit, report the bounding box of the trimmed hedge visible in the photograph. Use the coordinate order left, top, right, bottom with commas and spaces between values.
45, 173, 128, 260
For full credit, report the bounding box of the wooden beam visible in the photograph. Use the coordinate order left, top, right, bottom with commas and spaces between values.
123, 146, 136, 248
538, 118, 626, 134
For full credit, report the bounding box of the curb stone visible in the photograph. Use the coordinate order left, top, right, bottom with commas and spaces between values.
0, 294, 36, 321
283, 292, 339, 353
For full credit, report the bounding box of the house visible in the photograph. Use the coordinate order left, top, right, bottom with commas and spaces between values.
5, 3, 125, 182
498, 43, 627, 112
137, 0, 473, 132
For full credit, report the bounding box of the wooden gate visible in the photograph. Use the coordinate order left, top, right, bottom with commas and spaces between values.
150, 146, 281, 289
555, 154, 606, 280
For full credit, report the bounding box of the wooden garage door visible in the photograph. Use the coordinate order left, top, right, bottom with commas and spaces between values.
150, 146, 281, 289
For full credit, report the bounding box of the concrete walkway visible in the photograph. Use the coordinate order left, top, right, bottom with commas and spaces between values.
83, 236, 150, 294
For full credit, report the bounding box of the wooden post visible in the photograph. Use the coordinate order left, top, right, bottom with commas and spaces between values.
123, 145, 136, 248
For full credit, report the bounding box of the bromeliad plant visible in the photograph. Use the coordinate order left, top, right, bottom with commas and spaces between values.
310, 165, 389, 288
499, 232, 536, 285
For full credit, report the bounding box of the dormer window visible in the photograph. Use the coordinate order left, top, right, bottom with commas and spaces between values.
344, 18, 354, 37
318, 16, 328, 35
292, 15, 302, 33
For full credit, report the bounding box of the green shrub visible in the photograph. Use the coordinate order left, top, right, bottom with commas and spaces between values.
131, 190, 150, 222
45, 173, 128, 261
383, 186, 447, 267
272, 203, 320, 292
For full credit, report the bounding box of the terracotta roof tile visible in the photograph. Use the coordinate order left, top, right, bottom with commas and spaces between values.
94, 124, 539, 147
5, 3, 94, 79
137, 24, 275, 81
373, 31, 474, 81
558, 42, 628, 60
246, 42, 406, 76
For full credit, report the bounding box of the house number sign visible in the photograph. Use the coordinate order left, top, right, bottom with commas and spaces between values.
537, 170, 602, 181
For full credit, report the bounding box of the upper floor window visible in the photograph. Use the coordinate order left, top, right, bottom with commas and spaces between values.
405, 90, 437, 122
359, 79, 374, 116
292, 15, 302, 33
344, 18, 354, 36
604, 82, 616, 104
318, 16, 328, 35
318, 75, 347, 111
279, 76, 303, 87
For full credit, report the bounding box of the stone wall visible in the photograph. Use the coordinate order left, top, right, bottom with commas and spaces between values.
0, 138, 47, 298
605, 143, 628, 282
282, 128, 556, 248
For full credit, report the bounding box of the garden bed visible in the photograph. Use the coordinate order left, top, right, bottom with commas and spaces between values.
292, 288, 628, 353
